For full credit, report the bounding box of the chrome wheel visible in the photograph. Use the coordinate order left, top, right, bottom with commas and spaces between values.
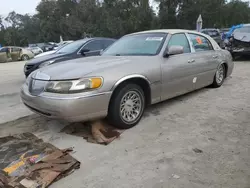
120, 91, 142, 123
216, 64, 224, 84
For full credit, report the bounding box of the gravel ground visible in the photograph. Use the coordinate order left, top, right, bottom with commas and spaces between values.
0, 61, 250, 188
0, 61, 32, 124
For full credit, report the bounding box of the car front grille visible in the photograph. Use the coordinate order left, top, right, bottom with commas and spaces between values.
25, 64, 34, 72
29, 79, 47, 96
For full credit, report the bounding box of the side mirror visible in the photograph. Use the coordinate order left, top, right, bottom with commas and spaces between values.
164, 45, 184, 57
80, 49, 90, 55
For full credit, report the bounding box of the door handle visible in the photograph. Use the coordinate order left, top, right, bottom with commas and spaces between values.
188, 59, 195, 63
213, 55, 218, 58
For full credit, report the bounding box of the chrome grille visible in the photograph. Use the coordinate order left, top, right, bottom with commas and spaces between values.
29, 79, 47, 96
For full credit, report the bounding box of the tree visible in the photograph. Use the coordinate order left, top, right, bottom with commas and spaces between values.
221, 0, 250, 27
0, 0, 250, 46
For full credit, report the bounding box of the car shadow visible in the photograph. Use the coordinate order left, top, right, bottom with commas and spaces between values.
234, 55, 250, 62
143, 87, 210, 118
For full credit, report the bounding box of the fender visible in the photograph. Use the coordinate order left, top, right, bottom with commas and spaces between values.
111, 74, 151, 91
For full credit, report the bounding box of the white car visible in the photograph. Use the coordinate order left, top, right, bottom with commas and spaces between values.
27, 47, 43, 55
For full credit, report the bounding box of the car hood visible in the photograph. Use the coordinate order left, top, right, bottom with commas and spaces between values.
233, 32, 250, 42
38, 56, 141, 80
26, 53, 66, 65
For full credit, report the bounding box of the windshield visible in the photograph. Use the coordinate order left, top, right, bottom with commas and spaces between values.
55, 39, 88, 54
102, 33, 167, 56
234, 26, 250, 33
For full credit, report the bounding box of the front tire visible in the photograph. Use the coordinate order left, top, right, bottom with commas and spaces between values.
108, 84, 145, 129
211, 64, 225, 88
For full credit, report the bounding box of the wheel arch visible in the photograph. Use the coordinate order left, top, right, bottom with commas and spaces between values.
217, 61, 228, 77
110, 74, 152, 106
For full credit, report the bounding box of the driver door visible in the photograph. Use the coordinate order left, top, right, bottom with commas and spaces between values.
161, 33, 198, 100
79, 40, 103, 57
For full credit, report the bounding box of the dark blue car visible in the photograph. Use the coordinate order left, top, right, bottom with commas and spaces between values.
24, 37, 116, 77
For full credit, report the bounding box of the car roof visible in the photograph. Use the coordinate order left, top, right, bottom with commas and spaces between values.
84, 37, 116, 41
127, 29, 211, 38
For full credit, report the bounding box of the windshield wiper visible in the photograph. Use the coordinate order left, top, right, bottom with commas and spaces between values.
115, 54, 121, 56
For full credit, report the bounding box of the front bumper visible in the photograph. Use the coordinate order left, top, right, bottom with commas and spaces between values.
20, 85, 112, 122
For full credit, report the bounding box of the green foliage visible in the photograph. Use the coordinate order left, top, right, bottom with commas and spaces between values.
0, 0, 250, 46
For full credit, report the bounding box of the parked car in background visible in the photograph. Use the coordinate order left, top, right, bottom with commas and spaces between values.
201, 28, 224, 48
24, 37, 116, 77
34, 41, 74, 59
29, 43, 57, 52
0, 46, 34, 63
21, 29, 234, 129
53, 40, 74, 50
224, 24, 250, 58
27, 47, 43, 55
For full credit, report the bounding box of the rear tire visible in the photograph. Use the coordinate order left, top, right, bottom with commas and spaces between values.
108, 84, 145, 129
211, 64, 226, 88
21, 55, 29, 61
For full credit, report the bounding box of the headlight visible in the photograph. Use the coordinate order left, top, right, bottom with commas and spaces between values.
25, 74, 32, 86
45, 77, 103, 93
39, 60, 55, 68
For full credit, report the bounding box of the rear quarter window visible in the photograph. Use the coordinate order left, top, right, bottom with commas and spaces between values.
188, 33, 214, 52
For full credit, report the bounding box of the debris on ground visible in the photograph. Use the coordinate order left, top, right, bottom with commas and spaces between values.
61, 120, 123, 145
0, 133, 80, 188
193, 148, 203, 153
172, 174, 180, 179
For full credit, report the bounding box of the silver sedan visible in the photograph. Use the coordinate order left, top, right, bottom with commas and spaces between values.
21, 29, 234, 129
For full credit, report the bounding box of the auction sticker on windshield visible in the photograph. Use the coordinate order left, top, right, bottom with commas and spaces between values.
146, 37, 163, 41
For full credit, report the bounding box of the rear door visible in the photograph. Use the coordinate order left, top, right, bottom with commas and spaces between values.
80, 39, 103, 56
187, 33, 219, 89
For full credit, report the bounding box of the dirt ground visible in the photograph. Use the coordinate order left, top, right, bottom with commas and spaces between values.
0, 61, 250, 188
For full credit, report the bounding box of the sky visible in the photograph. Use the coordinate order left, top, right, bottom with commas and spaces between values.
0, 0, 249, 16
0, 0, 41, 16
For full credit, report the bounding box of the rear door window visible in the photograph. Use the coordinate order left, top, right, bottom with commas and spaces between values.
101, 39, 115, 50
188, 33, 213, 52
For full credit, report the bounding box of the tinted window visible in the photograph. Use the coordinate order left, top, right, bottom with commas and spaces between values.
56, 39, 88, 54
102, 40, 115, 49
189, 33, 213, 52
103, 33, 167, 56
167, 33, 191, 53
84, 40, 103, 51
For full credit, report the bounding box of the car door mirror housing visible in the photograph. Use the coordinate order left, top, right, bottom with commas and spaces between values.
164, 45, 184, 57
80, 49, 90, 55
